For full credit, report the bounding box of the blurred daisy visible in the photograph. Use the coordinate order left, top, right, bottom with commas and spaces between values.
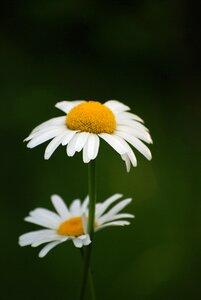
25, 99, 152, 171
19, 193, 133, 258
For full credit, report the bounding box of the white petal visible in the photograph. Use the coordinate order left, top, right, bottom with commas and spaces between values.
25, 124, 65, 142
81, 195, 89, 212
55, 100, 85, 113
32, 236, 65, 247
27, 127, 66, 148
77, 235, 88, 240
82, 213, 88, 234
117, 119, 149, 132
101, 198, 132, 217
82, 234, 91, 246
25, 208, 61, 229
95, 194, 123, 218
66, 131, 89, 155
116, 111, 144, 123
104, 100, 130, 113
24, 216, 57, 229
113, 135, 137, 167
117, 132, 152, 160
67, 134, 79, 156
116, 126, 153, 144
83, 136, 90, 163
39, 240, 63, 258
121, 153, 131, 172
51, 194, 71, 220
95, 203, 102, 212
73, 238, 84, 248
30, 116, 66, 135
44, 131, 67, 160
62, 130, 77, 146
87, 134, 100, 160
73, 132, 90, 152
19, 229, 56, 246
99, 213, 134, 225
96, 220, 130, 231
69, 199, 81, 216
30, 208, 61, 221
99, 133, 126, 155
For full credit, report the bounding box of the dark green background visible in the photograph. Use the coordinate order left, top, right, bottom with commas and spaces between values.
1, 0, 201, 299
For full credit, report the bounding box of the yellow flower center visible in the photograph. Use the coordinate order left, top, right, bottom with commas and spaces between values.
57, 217, 84, 236
66, 101, 116, 134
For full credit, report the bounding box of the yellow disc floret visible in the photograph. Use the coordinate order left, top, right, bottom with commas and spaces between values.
66, 101, 116, 134
57, 217, 84, 236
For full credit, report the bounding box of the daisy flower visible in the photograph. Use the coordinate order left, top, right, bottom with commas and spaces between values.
25, 100, 152, 171
19, 193, 134, 258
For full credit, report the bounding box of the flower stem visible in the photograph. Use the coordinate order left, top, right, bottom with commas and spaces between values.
79, 248, 96, 300
78, 160, 96, 300
88, 159, 96, 239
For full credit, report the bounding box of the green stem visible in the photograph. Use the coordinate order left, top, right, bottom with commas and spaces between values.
88, 160, 96, 238
88, 267, 96, 300
78, 160, 96, 300
79, 248, 96, 300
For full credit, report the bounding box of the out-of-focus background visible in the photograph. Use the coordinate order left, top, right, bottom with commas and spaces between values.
1, 0, 201, 299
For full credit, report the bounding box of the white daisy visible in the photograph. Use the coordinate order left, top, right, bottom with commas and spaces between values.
19, 193, 134, 258
25, 99, 152, 172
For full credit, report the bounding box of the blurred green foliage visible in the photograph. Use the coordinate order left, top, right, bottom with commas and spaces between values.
1, 0, 201, 299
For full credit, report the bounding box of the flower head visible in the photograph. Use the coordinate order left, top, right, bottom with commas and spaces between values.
25, 100, 152, 171
19, 193, 134, 258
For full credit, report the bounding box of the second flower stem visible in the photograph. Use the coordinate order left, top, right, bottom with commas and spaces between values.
79, 160, 96, 300
88, 159, 96, 239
